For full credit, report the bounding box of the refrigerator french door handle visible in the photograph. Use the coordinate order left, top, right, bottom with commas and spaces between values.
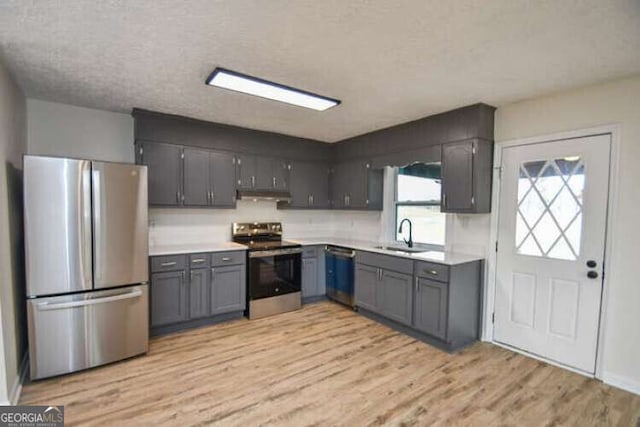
91, 166, 102, 283
81, 162, 93, 287
35, 289, 143, 311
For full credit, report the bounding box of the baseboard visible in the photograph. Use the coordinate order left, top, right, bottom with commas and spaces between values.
602, 372, 640, 396
8, 354, 28, 405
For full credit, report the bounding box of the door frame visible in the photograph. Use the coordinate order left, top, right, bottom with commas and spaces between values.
483, 124, 621, 380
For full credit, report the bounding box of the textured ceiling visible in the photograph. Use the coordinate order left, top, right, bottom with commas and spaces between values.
1, 0, 639, 142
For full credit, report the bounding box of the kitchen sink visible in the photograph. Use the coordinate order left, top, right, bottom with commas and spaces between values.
374, 245, 427, 254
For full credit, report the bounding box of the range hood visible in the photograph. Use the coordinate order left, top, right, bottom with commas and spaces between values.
236, 189, 291, 203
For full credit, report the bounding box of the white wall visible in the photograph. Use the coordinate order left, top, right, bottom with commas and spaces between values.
150, 201, 382, 245
0, 59, 27, 404
26, 99, 134, 163
494, 74, 640, 394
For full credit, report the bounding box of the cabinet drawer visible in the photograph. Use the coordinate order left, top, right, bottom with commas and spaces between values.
151, 255, 187, 273
414, 260, 449, 283
356, 251, 413, 275
189, 253, 211, 269
212, 251, 246, 266
302, 246, 318, 258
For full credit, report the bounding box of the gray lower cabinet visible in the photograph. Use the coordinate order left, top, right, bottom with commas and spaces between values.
354, 264, 379, 312
210, 265, 246, 315
301, 257, 318, 298
413, 278, 448, 340
354, 251, 481, 350
150, 251, 246, 334
151, 270, 188, 326
379, 270, 413, 326
189, 267, 210, 319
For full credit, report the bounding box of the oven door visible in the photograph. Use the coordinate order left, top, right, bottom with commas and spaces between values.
248, 248, 302, 300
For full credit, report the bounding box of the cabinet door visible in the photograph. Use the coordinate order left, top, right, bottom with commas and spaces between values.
367, 167, 384, 211
183, 147, 211, 207
151, 271, 188, 326
254, 156, 275, 190
302, 257, 318, 297
442, 140, 474, 212
139, 142, 182, 206
354, 264, 378, 312
330, 163, 349, 209
310, 163, 330, 208
189, 268, 210, 319
287, 161, 312, 208
413, 277, 448, 340
347, 161, 370, 209
210, 265, 246, 315
236, 154, 256, 189
379, 270, 413, 326
272, 159, 289, 191
210, 151, 237, 208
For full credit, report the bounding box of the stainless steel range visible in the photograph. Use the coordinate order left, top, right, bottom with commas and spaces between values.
232, 222, 302, 319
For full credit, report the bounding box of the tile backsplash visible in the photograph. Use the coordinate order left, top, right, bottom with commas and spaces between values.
149, 199, 383, 246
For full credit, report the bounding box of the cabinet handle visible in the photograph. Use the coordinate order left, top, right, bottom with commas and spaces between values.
251, 176, 255, 187
221, 257, 231, 262
471, 196, 475, 205
191, 259, 206, 264
415, 277, 419, 292
161, 261, 177, 267
273, 177, 276, 188
176, 191, 180, 204
310, 194, 314, 206
211, 192, 215, 204
425, 269, 438, 276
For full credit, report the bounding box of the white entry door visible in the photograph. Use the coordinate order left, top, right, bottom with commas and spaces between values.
494, 134, 610, 374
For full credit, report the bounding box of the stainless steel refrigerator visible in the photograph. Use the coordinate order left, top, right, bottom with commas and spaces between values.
24, 155, 149, 380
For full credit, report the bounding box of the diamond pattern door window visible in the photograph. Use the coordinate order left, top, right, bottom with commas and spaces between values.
515, 157, 584, 260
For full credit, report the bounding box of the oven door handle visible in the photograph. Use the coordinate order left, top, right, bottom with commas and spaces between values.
249, 248, 303, 258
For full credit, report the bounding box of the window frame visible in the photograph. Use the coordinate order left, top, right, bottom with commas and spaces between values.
393, 167, 446, 249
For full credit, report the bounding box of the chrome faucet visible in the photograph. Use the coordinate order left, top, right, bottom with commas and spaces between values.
398, 218, 413, 248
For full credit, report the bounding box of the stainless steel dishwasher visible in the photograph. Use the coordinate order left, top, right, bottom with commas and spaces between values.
325, 246, 355, 307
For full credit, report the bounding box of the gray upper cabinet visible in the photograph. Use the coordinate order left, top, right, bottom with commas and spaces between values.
413, 277, 448, 339
209, 151, 236, 208
183, 147, 210, 207
137, 142, 183, 206
286, 161, 330, 209
137, 142, 236, 209
330, 160, 381, 211
441, 139, 493, 213
236, 154, 256, 189
236, 155, 289, 191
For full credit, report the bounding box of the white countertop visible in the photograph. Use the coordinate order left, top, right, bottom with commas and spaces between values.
288, 237, 483, 265
148, 238, 483, 265
149, 241, 247, 256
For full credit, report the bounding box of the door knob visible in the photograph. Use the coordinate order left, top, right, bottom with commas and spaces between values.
586, 260, 597, 268
587, 271, 599, 279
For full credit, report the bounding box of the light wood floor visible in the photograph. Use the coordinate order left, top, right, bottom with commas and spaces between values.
20, 302, 640, 426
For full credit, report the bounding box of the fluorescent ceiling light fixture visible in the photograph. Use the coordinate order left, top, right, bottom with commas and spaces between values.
206, 68, 340, 111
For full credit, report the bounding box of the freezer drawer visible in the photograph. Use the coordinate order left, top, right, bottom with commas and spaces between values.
27, 285, 149, 380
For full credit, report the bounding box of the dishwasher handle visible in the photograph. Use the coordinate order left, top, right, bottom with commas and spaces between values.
325, 246, 356, 259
